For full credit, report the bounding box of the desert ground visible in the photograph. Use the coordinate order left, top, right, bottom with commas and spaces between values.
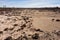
0, 7, 60, 40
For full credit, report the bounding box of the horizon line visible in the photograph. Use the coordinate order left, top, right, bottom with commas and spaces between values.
0, 6, 60, 8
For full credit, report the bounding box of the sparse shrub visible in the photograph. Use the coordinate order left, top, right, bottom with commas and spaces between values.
13, 24, 18, 26
9, 28, 14, 31
21, 24, 26, 28
52, 19, 55, 21
56, 19, 60, 22
7, 18, 11, 20
15, 37, 21, 40
22, 16, 29, 23
4, 28, 8, 31
0, 31, 3, 34
4, 36, 12, 40
55, 31, 60, 36
32, 33, 39, 39
35, 29, 43, 32
21, 35, 28, 40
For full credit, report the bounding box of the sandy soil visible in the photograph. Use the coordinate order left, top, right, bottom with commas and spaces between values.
0, 8, 60, 40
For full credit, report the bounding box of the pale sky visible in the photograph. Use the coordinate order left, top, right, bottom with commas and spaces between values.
0, 0, 60, 7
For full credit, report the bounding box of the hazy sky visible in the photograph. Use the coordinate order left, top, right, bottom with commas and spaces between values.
0, 0, 60, 7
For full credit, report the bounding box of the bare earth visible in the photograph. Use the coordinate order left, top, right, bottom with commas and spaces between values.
0, 8, 60, 40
